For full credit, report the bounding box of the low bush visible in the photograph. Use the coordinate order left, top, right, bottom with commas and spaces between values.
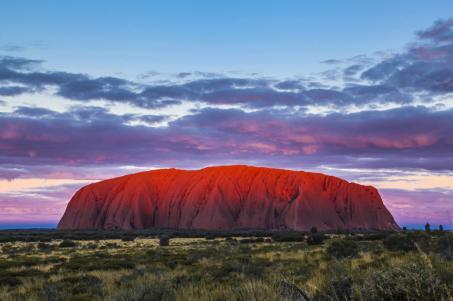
239, 237, 265, 244
0, 268, 44, 288
0, 276, 22, 287
326, 239, 360, 259
358, 259, 450, 300
85, 242, 98, 249
159, 236, 170, 247
271, 231, 305, 242
111, 279, 175, 301
313, 260, 353, 300
436, 234, 453, 260
58, 254, 135, 271
37, 242, 53, 251
353, 232, 389, 241
59, 239, 77, 248
307, 233, 326, 245
383, 234, 416, 252
41, 275, 103, 300
225, 237, 237, 243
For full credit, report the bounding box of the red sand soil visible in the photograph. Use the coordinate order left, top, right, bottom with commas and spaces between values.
58, 165, 399, 231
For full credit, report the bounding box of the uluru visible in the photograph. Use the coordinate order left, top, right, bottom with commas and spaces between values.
58, 165, 399, 231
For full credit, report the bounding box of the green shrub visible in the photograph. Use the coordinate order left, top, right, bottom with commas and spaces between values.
0, 268, 44, 288
383, 234, 415, 252
436, 234, 453, 260
37, 242, 53, 251
0, 276, 22, 287
358, 259, 449, 300
313, 261, 353, 300
425, 223, 431, 233
159, 236, 170, 247
307, 233, 326, 245
112, 279, 175, 301
276, 280, 310, 301
353, 232, 388, 241
240, 237, 265, 244
85, 242, 98, 249
41, 275, 103, 301
326, 239, 360, 259
59, 239, 77, 248
59, 254, 135, 271
271, 231, 305, 242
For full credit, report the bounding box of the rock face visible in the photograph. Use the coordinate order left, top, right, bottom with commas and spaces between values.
58, 165, 399, 231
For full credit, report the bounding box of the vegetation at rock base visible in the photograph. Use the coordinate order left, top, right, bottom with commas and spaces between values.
326, 239, 360, 259
0, 229, 452, 301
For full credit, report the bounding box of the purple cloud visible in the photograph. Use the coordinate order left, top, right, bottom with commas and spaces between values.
1, 105, 452, 181
0, 183, 84, 223
361, 19, 453, 94
2, 18, 452, 111
381, 188, 453, 226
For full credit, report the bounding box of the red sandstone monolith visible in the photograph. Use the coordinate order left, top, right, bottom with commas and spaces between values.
58, 165, 399, 231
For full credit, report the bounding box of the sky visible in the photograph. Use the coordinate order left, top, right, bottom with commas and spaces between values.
1, 1, 453, 229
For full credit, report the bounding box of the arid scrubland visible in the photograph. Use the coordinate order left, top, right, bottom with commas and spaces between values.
0, 230, 452, 301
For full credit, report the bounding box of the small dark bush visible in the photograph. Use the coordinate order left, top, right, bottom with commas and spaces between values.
313, 261, 353, 300
358, 260, 450, 300
41, 275, 103, 300
240, 237, 265, 244
60, 254, 135, 271
104, 242, 118, 248
272, 231, 305, 242
85, 242, 98, 250
37, 242, 55, 251
331, 276, 353, 300
437, 234, 453, 260
425, 223, 431, 233
239, 238, 252, 244
255, 237, 265, 243
383, 234, 416, 252
307, 233, 326, 245
121, 236, 135, 242
326, 239, 360, 259
59, 239, 77, 248
112, 279, 175, 301
0, 268, 44, 288
310, 226, 318, 234
0, 276, 22, 287
159, 236, 170, 247
353, 232, 388, 241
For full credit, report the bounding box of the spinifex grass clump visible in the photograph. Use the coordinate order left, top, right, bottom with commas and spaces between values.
326, 239, 360, 259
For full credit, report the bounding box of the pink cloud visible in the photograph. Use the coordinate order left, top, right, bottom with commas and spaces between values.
381, 188, 453, 226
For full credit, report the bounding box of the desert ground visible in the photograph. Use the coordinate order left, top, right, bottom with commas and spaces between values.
0, 229, 452, 301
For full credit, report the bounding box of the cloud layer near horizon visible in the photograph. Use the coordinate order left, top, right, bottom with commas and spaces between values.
1, 19, 453, 226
